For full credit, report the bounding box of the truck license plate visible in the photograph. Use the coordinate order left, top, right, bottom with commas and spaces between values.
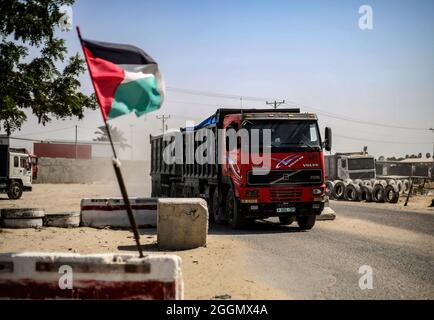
277, 207, 296, 213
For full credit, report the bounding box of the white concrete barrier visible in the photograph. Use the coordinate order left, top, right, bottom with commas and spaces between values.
157, 198, 208, 250
81, 198, 157, 228
0, 252, 183, 300
317, 197, 336, 221
44, 212, 81, 228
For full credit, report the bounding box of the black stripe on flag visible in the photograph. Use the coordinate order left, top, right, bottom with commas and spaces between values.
82, 39, 156, 65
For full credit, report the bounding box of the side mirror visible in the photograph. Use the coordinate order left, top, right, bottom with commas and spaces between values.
324, 127, 332, 151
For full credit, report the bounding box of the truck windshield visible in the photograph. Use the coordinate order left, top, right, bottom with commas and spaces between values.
348, 158, 375, 170
243, 120, 321, 151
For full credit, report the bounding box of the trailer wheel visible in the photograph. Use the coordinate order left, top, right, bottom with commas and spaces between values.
226, 186, 245, 229
372, 184, 386, 203
385, 184, 400, 203
296, 215, 316, 230
360, 186, 373, 202
7, 181, 23, 200
212, 188, 225, 224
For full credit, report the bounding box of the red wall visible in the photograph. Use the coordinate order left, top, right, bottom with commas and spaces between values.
34, 143, 92, 159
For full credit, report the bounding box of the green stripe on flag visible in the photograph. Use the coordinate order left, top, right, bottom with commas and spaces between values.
108, 76, 162, 120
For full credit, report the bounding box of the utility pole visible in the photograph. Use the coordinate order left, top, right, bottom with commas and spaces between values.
266, 100, 286, 109
75, 125, 78, 159
156, 114, 170, 135
430, 128, 434, 178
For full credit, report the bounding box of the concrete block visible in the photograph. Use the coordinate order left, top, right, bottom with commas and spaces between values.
81, 198, 157, 228
0, 252, 183, 300
157, 198, 208, 250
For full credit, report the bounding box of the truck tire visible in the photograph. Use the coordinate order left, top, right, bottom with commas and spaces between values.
387, 179, 396, 185
363, 180, 372, 188
344, 183, 361, 201
226, 186, 245, 229
385, 184, 400, 204
325, 181, 335, 198
360, 186, 373, 202
372, 184, 386, 203
296, 215, 316, 230
1, 208, 45, 219
7, 181, 23, 200
279, 216, 294, 225
379, 180, 388, 188
333, 181, 346, 200
354, 179, 363, 187
212, 187, 225, 224
396, 180, 404, 194
402, 180, 410, 194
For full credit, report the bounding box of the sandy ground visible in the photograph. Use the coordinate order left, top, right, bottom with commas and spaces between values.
331, 194, 434, 213
0, 183, 288, 300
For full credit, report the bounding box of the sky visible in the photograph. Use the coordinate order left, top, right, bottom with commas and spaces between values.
6, 0, 434, 160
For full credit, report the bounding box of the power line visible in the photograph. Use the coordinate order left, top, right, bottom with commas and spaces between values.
167, 86, 276, 102
334, 133, 432, 145
13, 126, 76, 137
166, 86, 428, 131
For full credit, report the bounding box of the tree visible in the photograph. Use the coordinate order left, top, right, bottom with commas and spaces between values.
0, 0, 97, 136
93, 125, 130, 150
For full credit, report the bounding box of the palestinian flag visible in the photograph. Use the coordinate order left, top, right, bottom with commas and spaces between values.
81, 38, 164, 121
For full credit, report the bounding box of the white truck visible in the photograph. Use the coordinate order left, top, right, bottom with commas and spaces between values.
325, 152, 376, 181
0, 135, 36, 200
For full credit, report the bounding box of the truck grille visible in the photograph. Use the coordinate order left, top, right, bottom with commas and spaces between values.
248, 169, 322, 186
270, 188, 302, 202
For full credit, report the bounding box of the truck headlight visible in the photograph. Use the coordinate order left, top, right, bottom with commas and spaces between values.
312, 188, 323, 195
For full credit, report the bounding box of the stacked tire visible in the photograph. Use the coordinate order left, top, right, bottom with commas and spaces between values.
327, 178, 404, 204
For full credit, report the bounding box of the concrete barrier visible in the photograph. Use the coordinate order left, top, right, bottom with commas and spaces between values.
157, 198, 208, 250
81, 198, 157, 228
1, 208, 45, 228
44, 212, 81, 228
317, 197, 336, 221
0, 252, 183, 300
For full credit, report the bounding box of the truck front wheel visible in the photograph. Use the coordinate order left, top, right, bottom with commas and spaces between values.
227, 187, 245, 229
296, 215, 316, 230
7, 181, 23, 200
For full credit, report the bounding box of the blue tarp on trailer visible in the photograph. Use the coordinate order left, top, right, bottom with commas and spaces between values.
181, 115, 217, 132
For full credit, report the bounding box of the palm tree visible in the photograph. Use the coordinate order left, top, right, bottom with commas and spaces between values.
93, 124, 130, 150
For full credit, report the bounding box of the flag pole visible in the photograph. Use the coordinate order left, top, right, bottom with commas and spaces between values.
76, 26, 144, 258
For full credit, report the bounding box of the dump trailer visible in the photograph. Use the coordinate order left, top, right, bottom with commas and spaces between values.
150, 108, 332, 229
0, 135, 36, 199
325, 152, 376, 181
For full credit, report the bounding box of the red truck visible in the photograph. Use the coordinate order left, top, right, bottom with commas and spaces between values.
150, 108, 332, 229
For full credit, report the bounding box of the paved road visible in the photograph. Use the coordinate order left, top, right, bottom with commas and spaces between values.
211, 202, 434, 299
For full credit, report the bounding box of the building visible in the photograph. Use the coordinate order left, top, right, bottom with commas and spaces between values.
376, 157, 433, 178
33, 140, 120, 159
